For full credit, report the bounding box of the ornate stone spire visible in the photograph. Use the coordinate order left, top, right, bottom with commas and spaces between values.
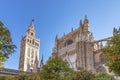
113, 27, 118, 36
40, 55, 44, 71
27, 19, 35, 37
64, 33, 65, 36
34, 56, 38, 72
28, 19, 35, 32
71, 28, 73, 32
113, 27, 116, 33
84, 15, 89, 24
41, 55, 44, 63
91, 32, 93, 36
80, 20, 83, 27
55, 34, 58, 42
83, 15, 89, 32
79, 20, 83, 32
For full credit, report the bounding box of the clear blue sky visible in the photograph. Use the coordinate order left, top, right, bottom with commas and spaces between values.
0, 0, 120, 70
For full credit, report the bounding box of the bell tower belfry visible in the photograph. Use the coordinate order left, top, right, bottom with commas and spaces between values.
19, 20, 40, 72
27, 20, 35, 37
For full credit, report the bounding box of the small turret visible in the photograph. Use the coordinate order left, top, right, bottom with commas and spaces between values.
71, 28, 73, 32
33, 56, 38, 72
55, 34, 58, 49
40, 55, 44, 71
91, 32, 93, 36
80, 20, 83, 27
55, 34, 58, 42
83, 15, 89, 32
113, 27, 117, 36
79, 20, 83, 32
64, 33, 65, 36
84, 15, 89, 24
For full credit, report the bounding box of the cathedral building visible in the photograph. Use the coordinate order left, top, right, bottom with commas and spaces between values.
18, 17, 108, 73
52, 16, 106, 72
19, 20, 40, 72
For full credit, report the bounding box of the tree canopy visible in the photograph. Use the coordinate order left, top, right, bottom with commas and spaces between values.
0, 21, 16, 68
103, 28, 120, 76
39, 56, 74, 80
95, 72, 115, 80
72, 67, 94, 80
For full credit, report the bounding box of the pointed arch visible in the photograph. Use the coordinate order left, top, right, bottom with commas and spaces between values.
65, 39, 73, 47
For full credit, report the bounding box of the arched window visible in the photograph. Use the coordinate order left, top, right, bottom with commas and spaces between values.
27, 39, 29, 42
32, 40, 34, 45
31, 32, 33, 36
65, 39, 73, 47
30, 40, 31, 43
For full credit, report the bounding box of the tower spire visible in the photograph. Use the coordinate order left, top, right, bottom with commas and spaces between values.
27, 19, 35, 37
28, 19, 35, 30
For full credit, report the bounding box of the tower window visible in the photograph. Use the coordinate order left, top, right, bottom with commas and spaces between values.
30, 40, 31, 43
27, 39, 29, 42
32, 40, 34, 45
31, 33, 33, 36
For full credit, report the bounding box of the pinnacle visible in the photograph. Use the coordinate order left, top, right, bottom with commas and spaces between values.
29, 19, 34, 28
27, 19, 35, 32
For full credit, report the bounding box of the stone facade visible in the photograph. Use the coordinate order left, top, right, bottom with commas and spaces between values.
19, 20, 40, 72
52, 16, 108, 72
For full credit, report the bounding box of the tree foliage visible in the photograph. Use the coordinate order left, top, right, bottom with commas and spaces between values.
39, 56, 74, 80
0, 21, 16, 68
0, 76, 16, 80
95, 72, 115, 80
0, 56, 115, 80
103, 28, 120, 76
72, 67, 94, 80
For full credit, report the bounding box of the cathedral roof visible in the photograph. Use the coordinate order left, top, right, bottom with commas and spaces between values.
56, 16, 90, 42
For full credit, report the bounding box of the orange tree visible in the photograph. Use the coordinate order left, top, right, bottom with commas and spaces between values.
103, 28, 120, 76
